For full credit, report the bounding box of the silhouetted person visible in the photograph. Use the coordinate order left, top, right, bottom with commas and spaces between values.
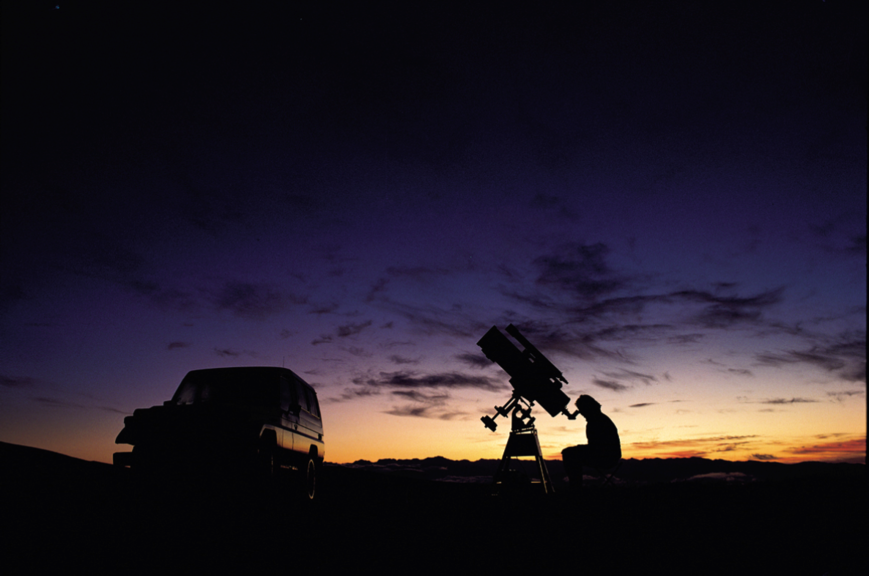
561, 395, 621, 491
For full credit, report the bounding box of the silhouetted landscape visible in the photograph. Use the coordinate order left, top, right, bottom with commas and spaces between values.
3, 441, 864, 575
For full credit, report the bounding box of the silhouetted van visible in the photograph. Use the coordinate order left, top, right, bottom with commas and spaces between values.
114, 367, 324, 500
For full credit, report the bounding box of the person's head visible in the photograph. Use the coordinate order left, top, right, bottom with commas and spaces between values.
575, 394, 602, 418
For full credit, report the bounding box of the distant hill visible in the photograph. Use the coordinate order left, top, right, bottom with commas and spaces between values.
342, 455, 865, 486
1, 440, 863, 492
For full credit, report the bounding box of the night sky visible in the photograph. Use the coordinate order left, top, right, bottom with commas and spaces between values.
1, 1, 865, 464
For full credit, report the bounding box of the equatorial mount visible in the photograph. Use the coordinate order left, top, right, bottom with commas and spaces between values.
481, 392, 536, 432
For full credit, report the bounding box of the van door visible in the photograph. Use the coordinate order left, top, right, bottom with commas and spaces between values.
279, 375, 297, 459
293, 378, 324, 455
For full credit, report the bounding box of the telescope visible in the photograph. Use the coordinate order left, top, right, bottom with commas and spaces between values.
478, 324, 578, 430
477, 324, 578, 494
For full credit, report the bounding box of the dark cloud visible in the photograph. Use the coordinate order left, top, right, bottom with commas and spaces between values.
61, 237, 149, 288
812, 218, 867, 257
353, 371, 504, 392
34, 396, 85, 409
385, 266, 451, 280
337, 320, 373, 337
509, 240, 785, 334
680, 288, 784, 328
504, 281, 786, 356
328, 386, 382, 403
738, 397, 819, 405
491, 320, 629, 362
0, 281, 27, 308
311, 320, 375, 345
213, 348, 257, 358
628, 435, 759, 458
1, 375, 37, 388
454, 352, 493, 369
383, 405, 467, 419
751, 454, 778, 461
381, 300, 487, 339
601, 369, 657, 385
826, 390, 865, 402
591, 378, 630, 392
530, 193, 578, 219
532, 242, 624, 301
212, 281, 299, 320
847, 234, 866, 256
784, 437, 867, 463
380, 388, 461, 419
281, 193, 326, 217
754, 331, 866, 382
308, 302, 340, 315
384, 405, 434, 418
384, 389, 468, 420
365, 278, 390, 303
97, 405, 130, 415
391, 390, 450, 404
345, 347, 372, 358
727, 368, 754, 377
389, 355, 421, 365
629, 403, 655, 408
167, 342, 191, 351
592, 324, 673, 342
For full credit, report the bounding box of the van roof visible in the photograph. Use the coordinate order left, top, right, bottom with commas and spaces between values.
184, 367, 314, 390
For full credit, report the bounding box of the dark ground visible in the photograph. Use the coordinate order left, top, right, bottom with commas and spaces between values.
2, 442, 865, 575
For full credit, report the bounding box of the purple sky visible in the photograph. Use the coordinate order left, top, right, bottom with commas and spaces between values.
1, 1, 865, 463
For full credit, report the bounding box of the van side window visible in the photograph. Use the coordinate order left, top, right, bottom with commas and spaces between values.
280, 377, 297, 412
294, 379, 310, 413
308, 388, 320, 418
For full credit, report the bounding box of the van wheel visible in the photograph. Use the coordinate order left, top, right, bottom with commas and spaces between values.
304, 458, 317, 501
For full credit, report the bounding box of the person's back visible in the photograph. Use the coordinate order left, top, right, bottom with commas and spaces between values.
586, 410, 621, 468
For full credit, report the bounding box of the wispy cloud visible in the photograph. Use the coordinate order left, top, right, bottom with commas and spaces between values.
312, 320, 375, 345
391, 390, 451, 403
750, 453, 778, 460
782, 436, 866, 463
737, 396, 819, 405
754, 331, 866, 382
381, 389, 469, 420
167, 341, 191, 350
532, 242, 625, 301
1, 375, 37, 388
454, 352, 493, 369
727, 368, 754, 377
354, 371, 505, 392
628, 435, 760, 459
601, 369, 658, 385
827, 390, 865, 402
211, 281, 303, 320
34, 396, 86, 409
337, 320, 373, 337
213, 348, 258, 358
385, 265, 451, 280
389, 355, 421, 365
592, 378, 630, 392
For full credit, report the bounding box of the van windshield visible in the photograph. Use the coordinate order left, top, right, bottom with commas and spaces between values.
172, 370, 279, 408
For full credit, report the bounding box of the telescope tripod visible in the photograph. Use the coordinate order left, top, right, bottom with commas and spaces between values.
488, 395, 555, 494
